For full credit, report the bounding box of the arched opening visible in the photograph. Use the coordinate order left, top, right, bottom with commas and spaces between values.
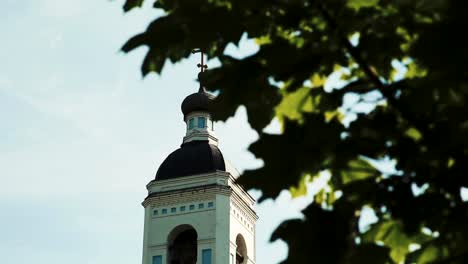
235, 234, 247, 264
167, 225, 198, 264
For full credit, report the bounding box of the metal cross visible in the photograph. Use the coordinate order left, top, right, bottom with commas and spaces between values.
192, 49, 208, 73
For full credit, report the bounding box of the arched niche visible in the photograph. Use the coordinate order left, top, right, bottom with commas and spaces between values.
235, 234, 247, 264
167, 224, 198, 264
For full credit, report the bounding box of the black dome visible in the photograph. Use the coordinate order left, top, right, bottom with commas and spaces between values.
155, 141, 226, 181
181, 91, 214, 116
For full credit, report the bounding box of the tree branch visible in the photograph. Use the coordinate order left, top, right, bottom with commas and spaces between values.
317, 3, 430, 136
317, 4, 388, 93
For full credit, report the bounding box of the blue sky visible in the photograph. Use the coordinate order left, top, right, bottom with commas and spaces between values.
0, 1, 331, 263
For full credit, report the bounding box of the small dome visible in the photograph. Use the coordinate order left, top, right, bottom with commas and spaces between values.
155, 140, 226, 181
181, 91, 214, 116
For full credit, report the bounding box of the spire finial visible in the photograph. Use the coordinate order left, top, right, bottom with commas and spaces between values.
192, 49, 208, 92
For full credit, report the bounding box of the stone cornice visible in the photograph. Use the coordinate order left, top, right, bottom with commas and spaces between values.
147, 171, 229, 190
228, 174, 256, 205
183, 132, 218, 145
143, 184, 231, 207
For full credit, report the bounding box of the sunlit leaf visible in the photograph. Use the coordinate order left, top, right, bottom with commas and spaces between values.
255, 35, 271, 45
407, 243, 449, 264
341, 158, 379, 185
346, 0, 379, 11
405, 63, 427, 79
405, 127, 422, 142
275, 87, 318, 122
290, 174, 312, 198
310, 73, 327, 88
363, 221, 433, 263
325, 110, 345, 122
447, 157, 455, 168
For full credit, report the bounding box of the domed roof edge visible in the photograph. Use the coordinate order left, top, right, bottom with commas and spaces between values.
154, 141, 226, 181
181, 91, 215, 116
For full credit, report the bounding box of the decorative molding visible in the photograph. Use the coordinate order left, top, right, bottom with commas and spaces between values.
143, 184, 231, 207
151, 200, 216, 218
147, 171, 230, 192
228, 174, 256, 205
183, 132, 218, 145
230, 191, 258, 222
231, 206, 256, 234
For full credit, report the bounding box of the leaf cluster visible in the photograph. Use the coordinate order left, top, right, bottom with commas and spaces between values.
122, 0, 468, 263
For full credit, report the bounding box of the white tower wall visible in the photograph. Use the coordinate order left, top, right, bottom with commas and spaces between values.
141, 172, 257, 264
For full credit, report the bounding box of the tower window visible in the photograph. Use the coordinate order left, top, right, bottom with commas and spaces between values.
199, 203, 204, 209
202, 249, 212, 264
162, 209, 167, 214
189, 205, 195, 210
236, 234, 247, 264
171, 207, 176, 213
152, 255, 162, 264
188, 118, 195, 129
198, 117, 206, 128
180, 206, 186, 212
168, 227, 198, 264
208, 202, 214, 208
153, 210, 158, 216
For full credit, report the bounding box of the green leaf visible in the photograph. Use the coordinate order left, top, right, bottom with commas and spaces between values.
363, 221, 410, 262
310, 73, 327, 88
120, 0, 468, 262
407, 242, 449, 264
123, 0, 144, 12
271, 204, 354, 263
275, 87, 319, 122
405, 127, 422, 142
255, 35, 271, 45
346, 0, 380, 11
341, 158, 379, 185
405, 63, 427, 79
324, 110, 345, 122
290, 174, 312, 198
413, 245, 442, 264
447, 157, 455, 168
363, 221, 433, 263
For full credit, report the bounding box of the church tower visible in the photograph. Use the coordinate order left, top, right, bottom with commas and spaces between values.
141, 56, 257, 264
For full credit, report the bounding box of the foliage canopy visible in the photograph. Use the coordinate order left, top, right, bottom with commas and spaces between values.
121, 0, 468, 263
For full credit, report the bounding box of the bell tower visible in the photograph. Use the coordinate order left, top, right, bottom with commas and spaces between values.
141, 55, 257, 264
